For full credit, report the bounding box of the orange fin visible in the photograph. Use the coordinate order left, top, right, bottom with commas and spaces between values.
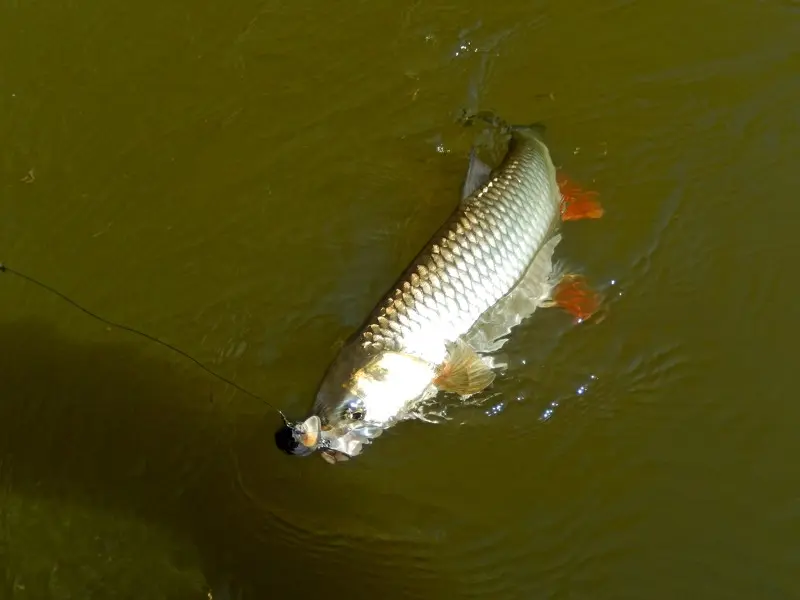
299, 415, 321, 448
547, 274, 603, 323
433, 339, 495, 397
557, 172, 604, 221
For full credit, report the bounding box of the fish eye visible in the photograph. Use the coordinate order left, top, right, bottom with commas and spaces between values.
342, 402, 365, 421
345, 407, 364, 421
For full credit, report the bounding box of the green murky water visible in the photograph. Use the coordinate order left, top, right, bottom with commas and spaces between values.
2, 0, 799, 598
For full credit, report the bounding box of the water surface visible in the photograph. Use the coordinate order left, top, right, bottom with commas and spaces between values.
2, 0, 799, 598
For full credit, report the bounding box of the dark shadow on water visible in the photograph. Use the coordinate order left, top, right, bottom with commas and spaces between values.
0, 318, 318, 599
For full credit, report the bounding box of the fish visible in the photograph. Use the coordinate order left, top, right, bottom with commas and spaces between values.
274, 115, 604, 464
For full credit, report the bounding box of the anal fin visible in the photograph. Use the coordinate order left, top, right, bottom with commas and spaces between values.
557, 171, 604, 221
433, 339, 495, 397
543, 273, 603, 323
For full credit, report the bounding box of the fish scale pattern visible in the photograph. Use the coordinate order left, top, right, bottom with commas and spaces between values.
359, 135, 560, 364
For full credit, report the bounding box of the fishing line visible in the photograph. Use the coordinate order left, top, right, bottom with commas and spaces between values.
0, 262, 289, 424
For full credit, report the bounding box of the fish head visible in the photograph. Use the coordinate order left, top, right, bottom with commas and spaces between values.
275, 351, 436, 463
273, 393, 387, 464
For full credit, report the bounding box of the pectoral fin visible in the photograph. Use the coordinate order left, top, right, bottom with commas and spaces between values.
433, 339, 495, 397
461, 148, 493, 200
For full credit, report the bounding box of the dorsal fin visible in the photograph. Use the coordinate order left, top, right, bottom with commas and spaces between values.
460, 148, 493, 201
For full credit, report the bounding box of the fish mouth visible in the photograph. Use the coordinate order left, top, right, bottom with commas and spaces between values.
274, 414, 385, 462
274, 422, 315, 456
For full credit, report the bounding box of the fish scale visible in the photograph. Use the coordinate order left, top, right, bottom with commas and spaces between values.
359, 133, 560, 366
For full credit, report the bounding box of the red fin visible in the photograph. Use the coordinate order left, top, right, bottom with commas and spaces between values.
433, 339, 495, 397
551, 274, 603, 323
557, 172, 604, 221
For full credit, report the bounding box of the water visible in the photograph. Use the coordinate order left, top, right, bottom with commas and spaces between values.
2, 0, 799, 598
